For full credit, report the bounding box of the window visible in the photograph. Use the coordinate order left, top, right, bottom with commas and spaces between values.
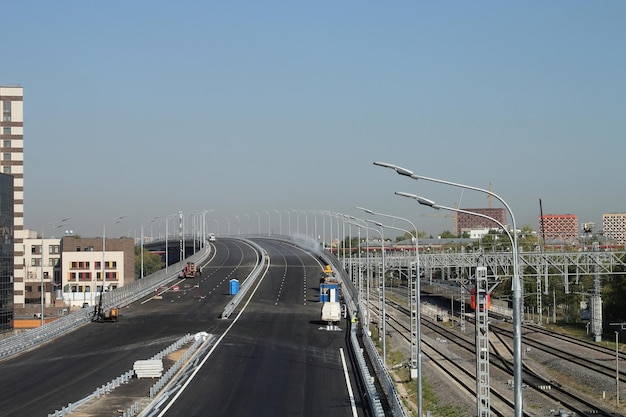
3, 166, 9, 174
2, 100, 10, 122
2, 127, 9, 135
2, 153, 9, 161
95, 261, 101, 269
49, 245, 60, 254
3, 140, 10, 147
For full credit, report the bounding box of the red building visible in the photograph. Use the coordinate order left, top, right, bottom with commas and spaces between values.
455, 208, 507, 236
539, 214, 578, 242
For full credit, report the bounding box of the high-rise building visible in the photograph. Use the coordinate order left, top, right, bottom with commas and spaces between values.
602, 213, 626, 246
0, 173, 14, 332
0, 86, 24, 311
539, 214, 578, 243
455, 208, 507, 236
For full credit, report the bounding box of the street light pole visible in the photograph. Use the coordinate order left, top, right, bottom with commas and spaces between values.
377, 161, 523, 417
95, 215, 125, 321
41, 217, 71, 326
274, 210, 282, 235
358, 206, 423, 416
141, 217, 158, 280
398, 192, 516, 416
364, 219, 387, 368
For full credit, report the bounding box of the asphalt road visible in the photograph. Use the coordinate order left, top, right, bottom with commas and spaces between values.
0, 238, 369, 417
155, 239, 369, 417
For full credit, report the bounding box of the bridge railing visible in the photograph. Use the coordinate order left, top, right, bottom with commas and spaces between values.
275, 234, 402, 417
317, 248, 405, 417
221, 238, 267, 319
0, 241, 210, 361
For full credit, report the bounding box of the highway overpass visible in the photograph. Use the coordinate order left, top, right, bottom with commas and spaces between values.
0, 237, 389, 417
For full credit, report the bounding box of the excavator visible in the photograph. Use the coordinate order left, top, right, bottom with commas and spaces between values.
92, 288, 118, 322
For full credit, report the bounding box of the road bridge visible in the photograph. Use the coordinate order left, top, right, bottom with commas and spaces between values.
0, 238, 379, 417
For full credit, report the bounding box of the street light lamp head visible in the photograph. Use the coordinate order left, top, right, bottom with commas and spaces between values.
366, 219, 384, 228
415, 196, 438, 208
356, 206, 374, 215
394, 191, 418, 199
373, 161, 414, 177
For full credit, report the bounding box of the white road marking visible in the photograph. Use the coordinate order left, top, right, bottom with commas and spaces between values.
340, 347, 359, 417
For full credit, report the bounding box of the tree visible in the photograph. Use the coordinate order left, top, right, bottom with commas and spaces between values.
134, 246, 164, 279
439, 230, 456, 239
395, 230, 429, 241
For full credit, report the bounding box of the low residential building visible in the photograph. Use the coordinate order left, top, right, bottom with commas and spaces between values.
20, 234, 135, 313
60, 236, 134, 307
22, 232, 63, 309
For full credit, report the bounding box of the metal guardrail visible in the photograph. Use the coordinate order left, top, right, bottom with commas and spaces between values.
220, 238, 267, 319
315, 247, 405, 417
278, 235, 403, 417
0, 243, 210, 362
350, 326, 385, 416
47, 333, 197, 417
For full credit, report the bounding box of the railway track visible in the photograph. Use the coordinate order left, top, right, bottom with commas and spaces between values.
369, 291, 625, 416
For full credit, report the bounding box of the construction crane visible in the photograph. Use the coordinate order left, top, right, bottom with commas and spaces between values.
421, 206, 458, 234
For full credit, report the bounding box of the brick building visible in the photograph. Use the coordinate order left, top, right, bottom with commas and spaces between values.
455, 208, 507, 236
539, 214, 578, 243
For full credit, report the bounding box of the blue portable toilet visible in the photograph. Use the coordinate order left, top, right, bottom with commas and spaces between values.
319, 283, 339, 302
229, 279, 239, 295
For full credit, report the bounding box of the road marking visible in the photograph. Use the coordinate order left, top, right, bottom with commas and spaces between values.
155, 258, 272, 417
340, 347, 359, 417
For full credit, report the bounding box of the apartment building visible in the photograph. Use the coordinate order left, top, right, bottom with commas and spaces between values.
60, 236, 134, 307
21, 235, 135, 311
455, 208, 507, 236
0, 86, 24, 309
539, 214, 579, 243
602, 213, 626, 246
0, 173, 14, 331
22, 232, 63, 309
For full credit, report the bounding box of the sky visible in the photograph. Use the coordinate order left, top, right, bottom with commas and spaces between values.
3, 1, 625, 239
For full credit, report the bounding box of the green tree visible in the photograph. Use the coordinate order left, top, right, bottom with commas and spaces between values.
395, 230, 429, 242
134, 246, 164, 279
439, 230, 456, 239
518, 224, 539, 252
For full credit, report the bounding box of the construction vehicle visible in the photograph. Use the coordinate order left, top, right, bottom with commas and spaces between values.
320, 265, 341, 287
96, 306, 119, 322
180, 262, 196, 278
92, 285, 119, 322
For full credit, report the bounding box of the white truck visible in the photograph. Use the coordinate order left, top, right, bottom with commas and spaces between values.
321, 302, 342, 323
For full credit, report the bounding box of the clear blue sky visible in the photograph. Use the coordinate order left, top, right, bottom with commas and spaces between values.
3, 1, 625, 239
